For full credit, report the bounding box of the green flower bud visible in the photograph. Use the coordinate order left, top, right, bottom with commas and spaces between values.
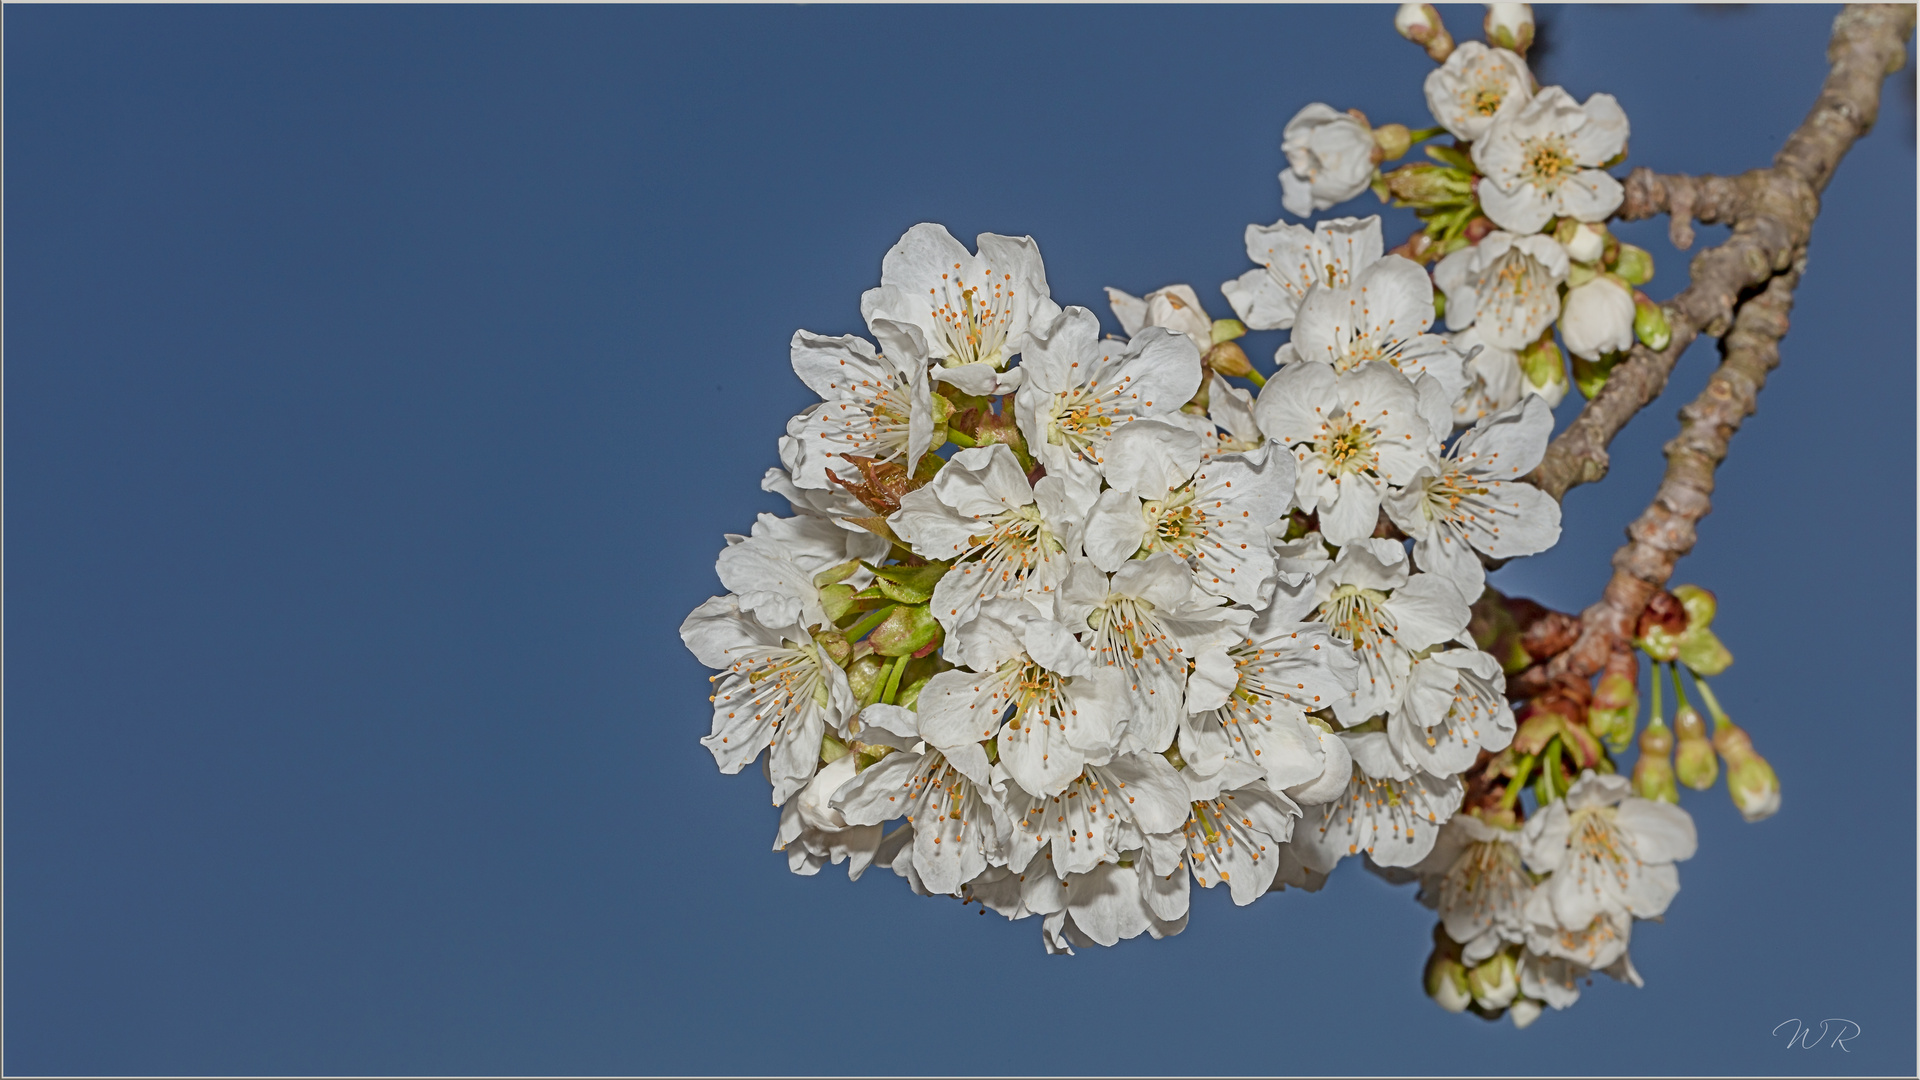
1571, 351, 1621, 400
1588, 646, 1640, 754
1612, 243, 1655, 285
869, 603, 942, 657
1373, 123, 1414, 162
1633, 291, 1672, 351
1713, 721, 1780, 822
812, 628, 852, 668
1518, 333, 1567, 398
1425, 947, 1472, 1013
1382, 163, 1474, 206
1483, 3, 1535, 54
1467, 950, 1520, 1011
1633, 719, 1679, 803
846, 652, 888, 707
1396, 3, 1456, 62
1204, 339, 1254, 378
1673, 704, 1718, 791
1672, 584, 1716, 627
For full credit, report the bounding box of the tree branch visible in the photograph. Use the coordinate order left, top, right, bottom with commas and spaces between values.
1509, 4, 1911, 694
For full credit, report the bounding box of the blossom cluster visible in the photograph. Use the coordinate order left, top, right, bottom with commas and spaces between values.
680, 2, 1777, 1030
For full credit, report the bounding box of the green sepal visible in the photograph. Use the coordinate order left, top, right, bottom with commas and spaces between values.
862, 560, 951, 604
1676, 626, 1733, 676
819, 583, 860, 625
1210, 318, 1247, 345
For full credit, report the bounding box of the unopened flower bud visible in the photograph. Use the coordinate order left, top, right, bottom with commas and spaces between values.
1633, 719, 1679, 803
1589, 649, 1639, 755
1633, 291, 1672, 351
1468, 950, 1520, 1010
1396, 3, 1456, 62
1383, 162, 1473, 205
1463, 215, 1496, 244
1713, 722, 1780, 822
846, 652, 888, 706
812, 628, 853, 668
1673, 704, 1718, 791
869, 603, 942, 657
1517, 331, 1568, 407
1205, 339, 1254, 378
1425, 947, 1472, 1013
1373, 123, 1414, 162
1612, 243, 1655, 285
1510, 998, 1543, 1029
1561, 275, 1637, 361
1672, 584, 1716, 627
1483, 3, 1535, 54
1557, 220, 1608, 264
1571, 351, 1621, 400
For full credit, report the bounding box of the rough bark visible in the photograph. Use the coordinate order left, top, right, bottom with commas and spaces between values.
1508, 4, 1911, 696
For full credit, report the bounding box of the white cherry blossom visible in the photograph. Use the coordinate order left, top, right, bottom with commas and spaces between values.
1291, 736, 1464, 871
1002, 751, 1191, 884
1521, 770, 1698, 936
832, 704, 1009, 897
1411, 814, 1534, 964
860, 223, 1061, 396
1013, 306, 1202, 489
1082, 424, 1295, 609
1447, 326, 1526, 428
1105, 283, 1214, 354
778, 325, 935, 492
1222, 215, 1383, 331
1309, 539, 1472, 725
1388, 647, 1516, 779
1254, 360, 1436, 547
775, 754, 883, 878
681, 594, 856, 804
1432, 231, 1570, 350
1386, 395, 1562, 599
1059, 554, 1253, 755
889, 443, 1097, 635
1036, 860, 1190, 953
1423, 41, 1534, 142
716, 510, 888, 631
1279, 103, 1377, 217
1520, 946, 1644, 1011
1181, 761, 1303, 904
1178, 608, 1357, 790
1278, 253, 1470, 415
915, 607, 1131, 799
1472, 87, 1631, 234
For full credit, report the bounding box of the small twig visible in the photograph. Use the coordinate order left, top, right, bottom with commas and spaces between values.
1511, 3, 1911, 693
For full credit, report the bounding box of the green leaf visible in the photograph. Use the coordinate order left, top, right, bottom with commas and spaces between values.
1677, 627, 1733, 676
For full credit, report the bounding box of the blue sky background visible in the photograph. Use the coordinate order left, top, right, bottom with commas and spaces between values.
6, 5, 1913, 1076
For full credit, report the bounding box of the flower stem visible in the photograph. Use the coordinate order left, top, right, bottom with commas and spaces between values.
1668, 661, 1691, 712
1244, 367, 1268, 388
880, 653, 908, 705
1500, 754, 1537, 810
1693, 678, 1732, 730
945, 429, 978, 449
842, 604, 895, 642
1407, 124, 1447, 143
1649, 659, 1663, 724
